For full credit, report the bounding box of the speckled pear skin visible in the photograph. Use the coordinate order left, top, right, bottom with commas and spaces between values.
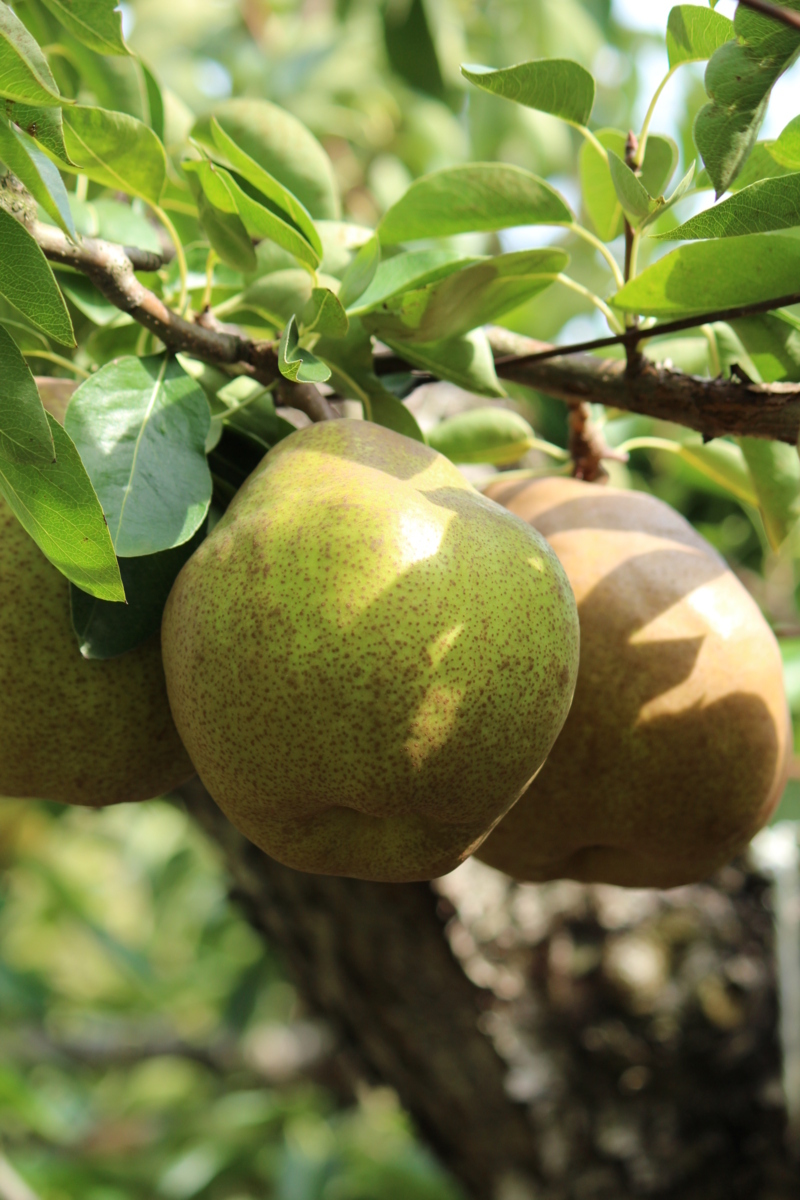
477, 477, 791, 889
161, 420, 580, 882
0, 496, 194, 806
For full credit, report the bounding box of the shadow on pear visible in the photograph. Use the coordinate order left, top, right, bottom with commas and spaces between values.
477, 477, 791, 889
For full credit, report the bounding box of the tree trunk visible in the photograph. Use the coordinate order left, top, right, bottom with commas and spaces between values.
181, 779, 800, 1200
180, 778, 541, 1200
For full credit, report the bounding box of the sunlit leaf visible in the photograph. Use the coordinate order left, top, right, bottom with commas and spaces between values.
461, 59, 595, 126
612, 233, 800, 317
278, 315, 331, 383
0, 2, 61, 106
379, 163, 572, 244
38, 0, 128, 56
61, 105, 167, 204
0, 322, 53, 462
666, 5, 735, 68
0, 114, 74, 235
0, 208, 73, 345
64, 354, 212, 557
0, 413, 124, 600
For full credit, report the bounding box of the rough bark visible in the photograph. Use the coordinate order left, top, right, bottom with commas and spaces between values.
488, 330, 800, 446
180, 778, 541, 1200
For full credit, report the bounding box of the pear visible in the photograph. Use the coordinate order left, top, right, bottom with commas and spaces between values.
162, 420, 579, 882
477, 476, 791, 889
0, 496, 194, 806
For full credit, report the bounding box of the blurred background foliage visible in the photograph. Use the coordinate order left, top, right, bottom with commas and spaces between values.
6, 0, 800, 1194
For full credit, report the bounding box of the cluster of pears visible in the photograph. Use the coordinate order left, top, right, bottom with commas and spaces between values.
4, 419, 790, 889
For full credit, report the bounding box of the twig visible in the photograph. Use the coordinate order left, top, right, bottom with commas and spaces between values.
738, 0, 800, 31
31, 221, 338, 424
492, 291, 800, 367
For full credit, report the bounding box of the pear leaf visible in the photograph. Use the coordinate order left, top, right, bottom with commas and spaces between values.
378, 164, 572, 244
461, 59, 595, 126
0, 414, 124, 601
0, 2, 61, 106
64, 354, 212, 558
0, 208, 74, 345
428, 408, 537, 465
278, 315, 332, 384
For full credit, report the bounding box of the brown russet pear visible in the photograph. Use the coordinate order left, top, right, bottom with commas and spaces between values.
477, 476, 791, 889
0, 496, 194, 806
161, 420, 580, 882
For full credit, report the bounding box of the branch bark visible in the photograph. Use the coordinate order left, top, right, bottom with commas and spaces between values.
488, 328, 800, 445
180, 778, 541, 1200
32, 222, 339, 425
26, 218, 800, 444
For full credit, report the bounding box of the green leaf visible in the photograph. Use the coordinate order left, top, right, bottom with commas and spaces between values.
184, 167, 256, 272
0, 114, 74, 235
368, 390, 426, 442
314, 318, 425, 435
349, 248, 477, 315
378, 329, 506, 398
740, 437, 800, 550
0, 207, 73, 344
427, 407, 537, 465
61, 105, 167, 204
362, 248, 568, 343
378, 163, 572, 245
731, 311, 800, 381
192, 99, 339, 220
678, 441, 759, 508
338, 234, 380, 309
696, 19, 800, 196
185, 159, 319, 270
769, 115, 800, 170
611, 233, 800, 318
461, 59, 595, 126
278, 315, 331, 384
240, 268, 317, 325
56, 271, 125, 326
0, 2, 61, 106
37, 0, 128, 56
64, 354, 212, 557
641, 161, 696, 230
71, 523, 207, 660
5, 102, 70, 161
207, 117, 322, 258
666, 5, 735, 68
0, 413, 124, 600
382, 0, 445, 99
607, 150, 660, 223
69, 196, 162, 254
658, 172, 800, 240
580, 130, 678, 242
0, 322, 53, 462
302, 287, 348, 338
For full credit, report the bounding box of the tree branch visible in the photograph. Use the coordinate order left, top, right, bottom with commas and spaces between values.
28, 219, 800, 444
738, 0, 800, 31
488, 328, 800, 445
32, 222, 339, 425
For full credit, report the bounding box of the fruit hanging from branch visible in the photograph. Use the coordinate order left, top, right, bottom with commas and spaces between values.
477, 476, 791, 890
162, 421, 580, 882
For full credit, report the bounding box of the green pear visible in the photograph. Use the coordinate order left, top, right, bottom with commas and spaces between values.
0, 496, 194, 806
162, 420, 579, 882
477, 476, 791, 889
